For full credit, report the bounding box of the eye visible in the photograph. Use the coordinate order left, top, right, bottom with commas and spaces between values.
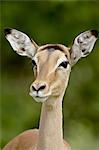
32, 60, 37, 70
58, 61, 69, 69
32, 60, 37, 66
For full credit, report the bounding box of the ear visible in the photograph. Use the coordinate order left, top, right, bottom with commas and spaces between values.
4, 28, 39, 58
70, 30, 98, 66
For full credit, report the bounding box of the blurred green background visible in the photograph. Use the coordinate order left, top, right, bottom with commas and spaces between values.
1, 0, 99, 149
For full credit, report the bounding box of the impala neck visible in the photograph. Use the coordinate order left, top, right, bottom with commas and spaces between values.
37, 94, 65, 150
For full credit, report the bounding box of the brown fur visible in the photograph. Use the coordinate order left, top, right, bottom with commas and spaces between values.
3, 129, 71, 150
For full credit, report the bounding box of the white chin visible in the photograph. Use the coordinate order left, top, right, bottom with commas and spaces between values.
29, 93, 48, 103
33, 97, 48, 103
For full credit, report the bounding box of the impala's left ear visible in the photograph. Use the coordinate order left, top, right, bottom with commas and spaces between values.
70, 30, 98, 66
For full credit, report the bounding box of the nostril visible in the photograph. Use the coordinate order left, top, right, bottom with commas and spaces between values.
32, 84, 46, 92
38, 85, 46, 91
32, 85, 37, 91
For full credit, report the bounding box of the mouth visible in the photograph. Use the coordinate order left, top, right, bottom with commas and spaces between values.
29, 92, 49, 102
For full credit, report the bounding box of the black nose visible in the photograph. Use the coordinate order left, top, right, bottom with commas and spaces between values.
32, 84, 46, 92
4, 28, 12, 36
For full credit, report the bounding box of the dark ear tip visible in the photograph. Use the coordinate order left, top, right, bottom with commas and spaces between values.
4, 28, 12, 36
91, 30, 99, 38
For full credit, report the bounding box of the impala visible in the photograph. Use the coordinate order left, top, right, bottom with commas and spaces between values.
3, 28, 98, 150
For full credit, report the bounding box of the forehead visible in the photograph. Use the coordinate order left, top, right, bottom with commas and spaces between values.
35, 44, 70, 62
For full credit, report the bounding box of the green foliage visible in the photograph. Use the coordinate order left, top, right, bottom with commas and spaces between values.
1, 0, 99, 149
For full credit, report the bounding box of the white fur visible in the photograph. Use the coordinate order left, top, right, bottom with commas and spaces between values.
71, 30, 97, 65
6, 29, 37, 58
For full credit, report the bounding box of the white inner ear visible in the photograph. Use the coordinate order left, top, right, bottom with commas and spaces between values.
6, 29, 37, 58
75, 31, 97, 57
71, 30, 97, 65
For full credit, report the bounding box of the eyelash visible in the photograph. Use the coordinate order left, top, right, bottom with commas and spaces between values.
58, 61, 69, 68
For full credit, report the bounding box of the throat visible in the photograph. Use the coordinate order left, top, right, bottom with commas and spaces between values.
37, 96, 64, 150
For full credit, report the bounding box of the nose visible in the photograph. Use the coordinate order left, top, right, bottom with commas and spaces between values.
32, 83, 46, 92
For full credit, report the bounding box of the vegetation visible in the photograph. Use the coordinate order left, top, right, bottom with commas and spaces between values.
1, 0, 99, 149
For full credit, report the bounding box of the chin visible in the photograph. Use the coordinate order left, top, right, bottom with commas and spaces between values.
29, 92, 48, 103
33, 96, 48, 103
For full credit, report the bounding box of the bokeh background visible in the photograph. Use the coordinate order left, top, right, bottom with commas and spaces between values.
1, 0, 99, 149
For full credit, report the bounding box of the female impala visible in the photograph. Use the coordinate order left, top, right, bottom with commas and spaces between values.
3, 28, 98, 150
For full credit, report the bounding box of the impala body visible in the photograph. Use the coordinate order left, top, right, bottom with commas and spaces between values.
3, 28, 98, 150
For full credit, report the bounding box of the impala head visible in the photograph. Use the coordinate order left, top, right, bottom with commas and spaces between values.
4, 28, 98, 102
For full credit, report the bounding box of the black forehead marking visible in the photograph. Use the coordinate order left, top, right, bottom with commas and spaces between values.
42, 45, 64, 52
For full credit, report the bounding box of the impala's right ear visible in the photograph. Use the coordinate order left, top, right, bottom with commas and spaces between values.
70, 30, 98, 66
4, 28, 39, 59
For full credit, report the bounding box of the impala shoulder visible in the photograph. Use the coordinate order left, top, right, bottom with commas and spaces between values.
3, 129, 39, 150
